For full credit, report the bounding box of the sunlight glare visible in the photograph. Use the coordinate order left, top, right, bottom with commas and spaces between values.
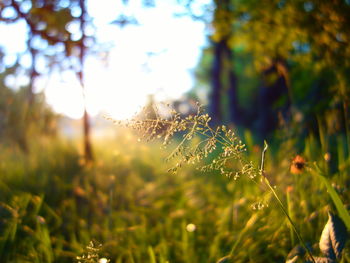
84, 56, 148, 120
2, 0, 207, 121
45, 81, 85, 119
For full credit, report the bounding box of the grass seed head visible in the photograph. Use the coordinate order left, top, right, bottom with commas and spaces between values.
115, 104, 261, 184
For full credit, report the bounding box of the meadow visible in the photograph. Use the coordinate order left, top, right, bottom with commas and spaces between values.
1, 0, 350, 262
0, 113, 349, 263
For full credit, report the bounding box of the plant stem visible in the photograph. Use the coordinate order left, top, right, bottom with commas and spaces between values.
264, 178, 316, 263
286, 190, 295, 247
229, 213, 258, 257
260, 141, 315, 263
313, 163, 350, 230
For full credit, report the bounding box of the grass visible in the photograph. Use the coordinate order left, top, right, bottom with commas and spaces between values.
0, 122, 349, 262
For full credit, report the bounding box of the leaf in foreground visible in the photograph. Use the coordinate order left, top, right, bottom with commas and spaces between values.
319, 212, 347, 260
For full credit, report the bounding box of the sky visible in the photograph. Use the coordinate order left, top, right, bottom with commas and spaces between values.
0, 0, 211, 119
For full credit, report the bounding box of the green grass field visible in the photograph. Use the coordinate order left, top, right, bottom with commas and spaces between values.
0, 125, 349, 263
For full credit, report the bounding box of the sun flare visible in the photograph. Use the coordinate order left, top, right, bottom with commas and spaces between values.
44, 67, 149, 120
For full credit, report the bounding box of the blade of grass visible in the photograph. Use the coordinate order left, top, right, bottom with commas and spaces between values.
261, 141, 316, 263
229, 213, 258, 257
264, 178, 315, 263
148, 246, 157, 263
313, 164, 350, 230
286, 189, 295, 247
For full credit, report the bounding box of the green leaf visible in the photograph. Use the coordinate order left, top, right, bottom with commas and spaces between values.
319, 212, 347, 260
313, 165, 350, 230
148, 246, 157, 263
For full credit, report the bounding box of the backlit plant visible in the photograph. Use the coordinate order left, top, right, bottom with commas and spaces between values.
112, 104, 325, 262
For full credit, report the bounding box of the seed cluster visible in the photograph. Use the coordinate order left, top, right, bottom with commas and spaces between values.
76, 241, 109, 263
115, 104, 260, 180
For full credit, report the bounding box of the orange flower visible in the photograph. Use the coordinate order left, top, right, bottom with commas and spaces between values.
290, 155, 306, 174
286, 185, 294, 193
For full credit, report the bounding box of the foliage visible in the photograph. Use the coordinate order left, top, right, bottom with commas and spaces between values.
0, 0, 93, 66
0, 0, 96, 160
189, 0, 350, 137
0, 65, 57, 150
319, 213, 347, 261
119, 104, 350, 262
0, 114, 349, 262
117, 104, 258, 178
229, 0, 350, 77
287, 213, 347, 263
313, 166, 350, 230
0, 2, 350, 262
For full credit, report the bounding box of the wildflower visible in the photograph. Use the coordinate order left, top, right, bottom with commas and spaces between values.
286, 186, 294, 193
290, 155, 306, 174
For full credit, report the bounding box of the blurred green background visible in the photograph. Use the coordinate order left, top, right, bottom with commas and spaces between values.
0, 0, 349, 262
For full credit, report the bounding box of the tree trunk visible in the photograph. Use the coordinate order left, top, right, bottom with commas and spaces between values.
257, 59, 291, 138
210, 40, 224, 125
224, 41, 240, 125
210, 38, 241, 126
28, 43, 37, 105
83, 108, 93, 162
210, 0, 240, 126
79, 0, 94, 163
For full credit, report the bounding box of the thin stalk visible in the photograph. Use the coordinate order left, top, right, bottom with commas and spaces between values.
229, 213, 258, 257
314, 164, 350, 230
260, 141, 315, 263
264, 178, 315, 263
286, 190, 295, 246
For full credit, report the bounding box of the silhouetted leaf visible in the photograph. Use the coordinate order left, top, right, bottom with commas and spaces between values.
285, 245, 305, 263
319, 212, 347, 260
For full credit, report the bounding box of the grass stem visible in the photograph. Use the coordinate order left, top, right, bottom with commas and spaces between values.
261, 141, 316, 263
286, 190, 295, 247
264, 178, 316, 263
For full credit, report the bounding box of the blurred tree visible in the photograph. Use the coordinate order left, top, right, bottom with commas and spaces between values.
233, 0, 350, 135
77, 0, 93, 163
191, 0, 350, 137
0, 63, 57, 150
210, 0, 240, 125
182, 0, 242, 125
0, 0, 94, 161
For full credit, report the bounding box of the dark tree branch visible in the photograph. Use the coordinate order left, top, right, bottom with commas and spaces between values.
10, 0, 65, 44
